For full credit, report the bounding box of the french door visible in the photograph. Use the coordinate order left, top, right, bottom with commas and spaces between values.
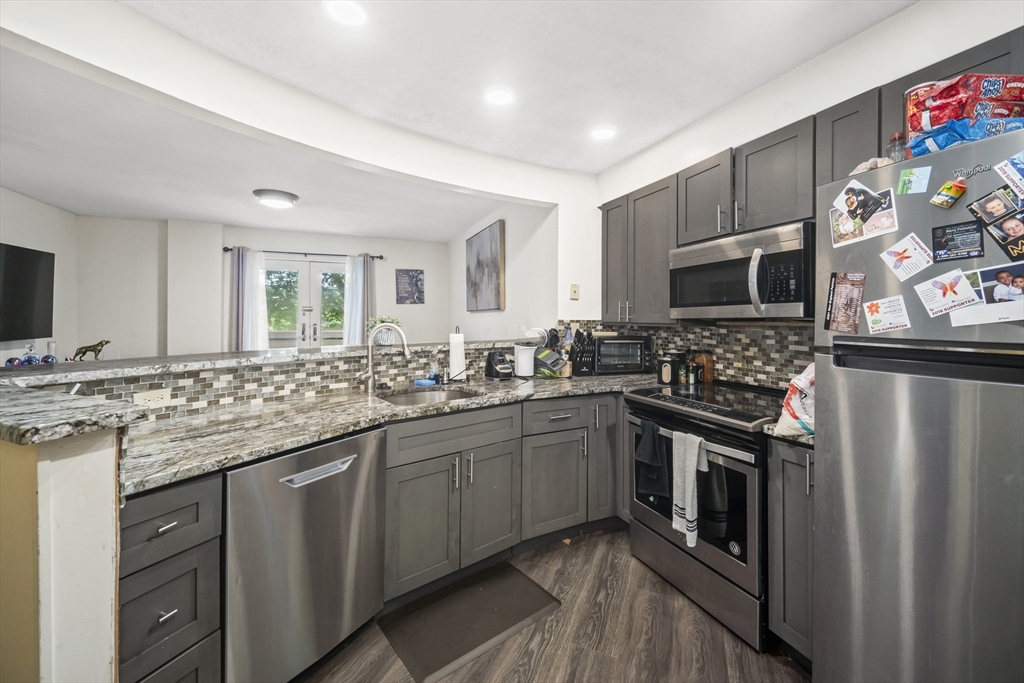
264, 259, 347, 350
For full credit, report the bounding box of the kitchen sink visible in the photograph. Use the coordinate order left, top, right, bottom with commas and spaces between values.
378, 389, 479, 406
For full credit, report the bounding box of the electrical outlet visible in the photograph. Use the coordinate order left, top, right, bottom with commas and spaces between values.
134, 388, 171, 407
569, 284, 580, 300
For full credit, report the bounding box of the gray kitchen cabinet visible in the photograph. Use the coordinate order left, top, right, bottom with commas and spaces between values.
816, 89, 880, 187
677, 148, 733, 245
386, 404, 521, 468
879, 29, 1024, 150
626, 175, 676, 324
460, 440, 522, 567
768, 437, 814, 660
587, 396, 619, 521
601, 195, 629, 323
735, 116, 815, 232
521, 429, 588, 540
384, 454, 461, 600
138, 631, 221, 683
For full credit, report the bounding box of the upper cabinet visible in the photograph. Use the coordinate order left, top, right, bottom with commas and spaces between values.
627, 176, 676, 324
601, 176, 675, 325
815, 89, 880, 187
878, 29, 1024, 148
734, 116, 815, 232
601, 195, 629, 323
677, 149, 733, 246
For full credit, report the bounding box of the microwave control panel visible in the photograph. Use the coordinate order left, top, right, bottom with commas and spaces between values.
764, 251, 803, 304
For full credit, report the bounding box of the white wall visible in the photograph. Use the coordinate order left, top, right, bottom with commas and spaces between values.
166, 220, 222, 355
448, 203, 559, 342
597, 1, 1024, 202
224, 225, 451, 343
0, 187, 79, 358
76, 216, 166, 360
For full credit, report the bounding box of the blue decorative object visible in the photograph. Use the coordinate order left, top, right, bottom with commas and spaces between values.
41, 355, 57, 365
22, 354, 40, 365
5, 357, 23, 368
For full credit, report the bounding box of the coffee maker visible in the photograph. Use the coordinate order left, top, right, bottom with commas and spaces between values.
485, 348, 514, 379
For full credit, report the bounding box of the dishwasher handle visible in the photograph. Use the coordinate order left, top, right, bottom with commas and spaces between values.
279, 454, 358, 488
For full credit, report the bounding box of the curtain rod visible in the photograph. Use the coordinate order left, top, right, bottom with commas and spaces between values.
222, 247, 383, 260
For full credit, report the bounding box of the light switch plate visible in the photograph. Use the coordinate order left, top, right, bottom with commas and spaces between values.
134, 387, 171, 407
569, 284, 580, 300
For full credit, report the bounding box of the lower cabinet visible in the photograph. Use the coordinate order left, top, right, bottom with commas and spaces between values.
139, 631, 221, 683
587, 396, 619, 522
767, 437, 814, 660
521, 429, 588, 540
384, 440, 522, 600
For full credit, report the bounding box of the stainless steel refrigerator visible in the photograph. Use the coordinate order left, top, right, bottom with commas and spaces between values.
813, 132, 1024, 682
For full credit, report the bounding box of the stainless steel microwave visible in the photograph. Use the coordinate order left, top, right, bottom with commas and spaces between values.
669, 222, 813, 320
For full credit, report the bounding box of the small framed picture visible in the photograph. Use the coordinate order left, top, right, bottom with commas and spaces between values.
968, 187, 1018, 224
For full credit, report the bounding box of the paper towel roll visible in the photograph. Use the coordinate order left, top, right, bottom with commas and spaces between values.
449, 333, 466, 380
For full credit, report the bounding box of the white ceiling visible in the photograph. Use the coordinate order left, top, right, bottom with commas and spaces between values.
120, 0, 915, 173
0, 47, 505, 242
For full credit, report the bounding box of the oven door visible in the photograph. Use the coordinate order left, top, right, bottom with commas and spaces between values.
628, 416, 761, 596
595, 339, 645, 374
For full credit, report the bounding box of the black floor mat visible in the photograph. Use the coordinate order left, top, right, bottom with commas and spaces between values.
377, 562, 560, 683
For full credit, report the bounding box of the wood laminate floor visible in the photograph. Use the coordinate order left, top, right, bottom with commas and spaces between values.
301, 529, 809, 683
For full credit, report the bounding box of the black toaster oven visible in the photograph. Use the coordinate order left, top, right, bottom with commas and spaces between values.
594, 336, 653, 374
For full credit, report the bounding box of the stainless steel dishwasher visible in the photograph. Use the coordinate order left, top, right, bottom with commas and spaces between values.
225, 428, 385, 683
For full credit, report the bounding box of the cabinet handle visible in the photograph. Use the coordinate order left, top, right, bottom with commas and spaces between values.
717, 204, 722, 233
806, 452, 811, 496
734, 201, 741, 232
617, 301, 623, 322
453, 457, 459, 490
593, 404, 600, 430
549, 414, 573, 421
581, 430, 588, 457
156, 521, 178, 535
625, 301, 632, 321
467, 453, 474, 485
157, 609, 178, 624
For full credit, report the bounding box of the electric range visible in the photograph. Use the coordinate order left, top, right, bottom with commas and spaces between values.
623, 380, 786, 652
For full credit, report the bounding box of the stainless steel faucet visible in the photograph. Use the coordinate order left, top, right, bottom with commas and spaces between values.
360, 323, 411, 392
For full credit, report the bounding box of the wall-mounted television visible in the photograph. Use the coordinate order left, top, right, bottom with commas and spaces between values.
0, 243, 55, 342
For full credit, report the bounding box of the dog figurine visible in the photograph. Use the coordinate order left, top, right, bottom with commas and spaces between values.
72, 340, 110, 361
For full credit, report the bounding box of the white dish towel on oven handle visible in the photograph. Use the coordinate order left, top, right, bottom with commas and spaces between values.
672, 432, 708, 547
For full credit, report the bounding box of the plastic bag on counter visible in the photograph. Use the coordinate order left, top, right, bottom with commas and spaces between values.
774, 363, 815, 437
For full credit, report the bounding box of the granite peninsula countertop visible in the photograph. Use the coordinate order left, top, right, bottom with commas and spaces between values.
0, 385, 148, 445
122, 374, 659, 496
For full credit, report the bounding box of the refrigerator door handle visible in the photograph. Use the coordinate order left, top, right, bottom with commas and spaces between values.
748, 247, 765, 317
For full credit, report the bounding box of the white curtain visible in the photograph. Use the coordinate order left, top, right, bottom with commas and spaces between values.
342, 253, 375, 346
229, 247, 270, 351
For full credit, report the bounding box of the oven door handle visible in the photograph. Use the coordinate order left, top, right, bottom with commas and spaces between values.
747, 247, 765, 318
627, 415, 756, 465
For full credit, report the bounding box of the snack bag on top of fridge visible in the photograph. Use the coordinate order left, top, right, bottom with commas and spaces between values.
907, 117, 1024, 157
908, 99, 1024, 136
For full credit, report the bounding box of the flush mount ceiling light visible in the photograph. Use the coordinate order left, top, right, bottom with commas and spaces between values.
253, 189, 299, 209
484, 87, 515, 105
325, 0, 366, 26
591, 127, 616, 140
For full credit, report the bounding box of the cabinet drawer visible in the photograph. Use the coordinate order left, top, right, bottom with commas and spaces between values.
138, 630, 221, 683
522, 397, 592, 436
386, 405, 521, 468
121, 475, 222, 578
119, 539, 220, 683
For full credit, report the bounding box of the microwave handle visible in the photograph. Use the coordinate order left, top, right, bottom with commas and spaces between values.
747, 247, 765, 317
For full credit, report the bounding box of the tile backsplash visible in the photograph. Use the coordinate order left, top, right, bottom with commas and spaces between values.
50, 320, 813, 422
560, 320, 815, 390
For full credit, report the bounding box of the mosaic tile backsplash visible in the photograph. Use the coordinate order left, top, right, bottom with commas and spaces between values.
560, 320, 816, 390
50, 321, 813, 422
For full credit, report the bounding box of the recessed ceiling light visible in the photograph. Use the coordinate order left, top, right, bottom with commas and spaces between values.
591, 127, 616, 140
485, 87, 515, 105
253, 189, 299, 209
325, 0, 366, 26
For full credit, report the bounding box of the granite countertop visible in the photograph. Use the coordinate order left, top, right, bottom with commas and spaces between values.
0, 341, 516, 388
122, 374, 659, 496
0, 385, 148, 445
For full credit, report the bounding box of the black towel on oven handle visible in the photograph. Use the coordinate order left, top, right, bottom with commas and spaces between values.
636, 418, 671, 499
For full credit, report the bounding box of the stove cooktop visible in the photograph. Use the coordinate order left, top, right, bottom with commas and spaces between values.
625, 382, 784, 431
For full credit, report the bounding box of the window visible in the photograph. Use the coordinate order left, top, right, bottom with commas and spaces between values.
264, 259, 347, 350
